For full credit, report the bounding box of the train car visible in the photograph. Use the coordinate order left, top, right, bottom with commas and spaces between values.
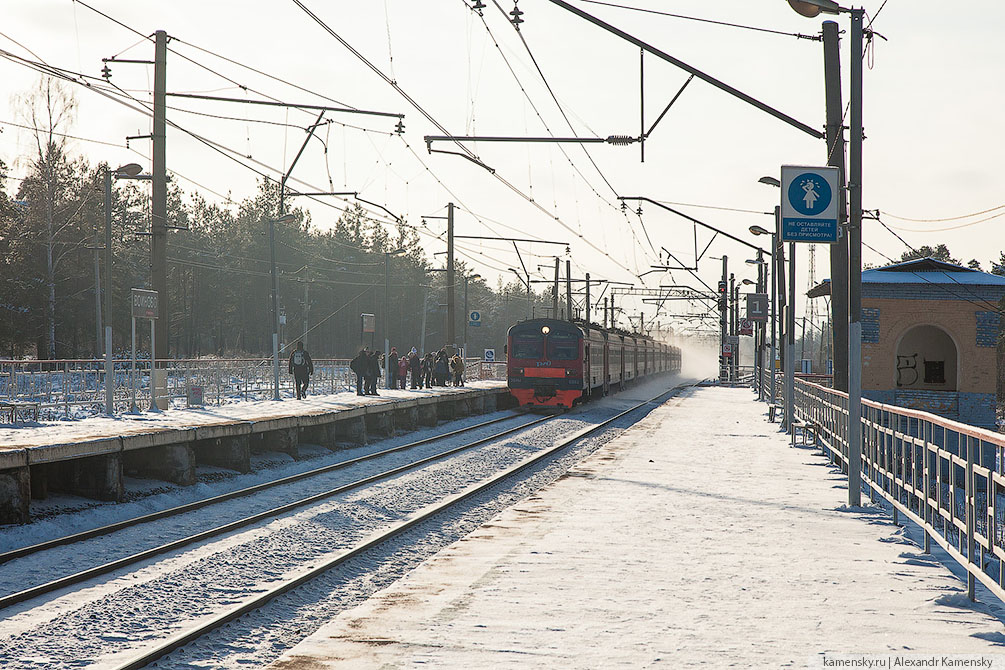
507, 317, 682, 409
507, 318, 586, 408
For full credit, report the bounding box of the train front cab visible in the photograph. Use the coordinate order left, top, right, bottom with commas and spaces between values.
507, 319, 585, 408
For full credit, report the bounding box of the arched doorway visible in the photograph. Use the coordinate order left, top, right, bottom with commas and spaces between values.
895, 325, 957, 391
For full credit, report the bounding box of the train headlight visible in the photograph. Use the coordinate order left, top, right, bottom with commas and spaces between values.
541, 326, 550, 334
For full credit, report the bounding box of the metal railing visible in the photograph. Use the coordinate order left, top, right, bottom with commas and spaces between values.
793, 376, 1005, 604
0, 358, 352, 419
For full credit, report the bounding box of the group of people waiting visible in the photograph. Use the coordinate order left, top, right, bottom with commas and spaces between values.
348, 346, 465, 397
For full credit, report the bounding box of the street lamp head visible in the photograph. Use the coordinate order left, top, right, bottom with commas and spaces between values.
745, 258, 765, 265
742, 278, 756, 286
273, 213, 298, 225
386, 247, 406, 256
470, 273, 482, 281
114, 163, 143, 177
785, 0, 841, 17
758, 176, 781, 187
749, 225, 771, 236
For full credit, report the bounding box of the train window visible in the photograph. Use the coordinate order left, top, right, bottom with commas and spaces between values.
547, 333, 579, 360
512, 336, 544, 359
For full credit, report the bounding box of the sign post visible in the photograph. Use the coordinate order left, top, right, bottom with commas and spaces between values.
130, 289, 159, 413
780, 165, 840, 244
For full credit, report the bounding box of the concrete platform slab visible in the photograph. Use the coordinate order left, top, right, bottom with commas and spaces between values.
268, 387, 1005, 670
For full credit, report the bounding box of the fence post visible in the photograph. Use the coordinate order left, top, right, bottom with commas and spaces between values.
966, 431, 976, 601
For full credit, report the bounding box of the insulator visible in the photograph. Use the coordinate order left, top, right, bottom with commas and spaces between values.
605, 135, 636, 146
472, 0, 486, 14
510, 1, 524, 27
394, 119, 405, 135
101, 63, 112, 80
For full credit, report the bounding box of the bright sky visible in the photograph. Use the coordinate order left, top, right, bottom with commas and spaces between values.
2, 0, 1002, 336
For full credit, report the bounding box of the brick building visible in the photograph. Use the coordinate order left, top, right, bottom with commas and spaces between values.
810, 258, 1005, 428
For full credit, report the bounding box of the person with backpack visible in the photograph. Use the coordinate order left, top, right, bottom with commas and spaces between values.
288, 341, 315, 399
449, 354, 465, 386
350, 348, 368, 396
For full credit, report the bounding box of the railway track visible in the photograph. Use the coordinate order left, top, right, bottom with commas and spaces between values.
108, 382, 689, 670
0, 410, 546, 609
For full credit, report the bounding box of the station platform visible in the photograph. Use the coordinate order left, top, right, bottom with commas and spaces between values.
0, 382, 509, 524
268, 385, 1005, 669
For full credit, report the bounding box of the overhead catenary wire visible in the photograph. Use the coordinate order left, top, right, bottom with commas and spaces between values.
293, 0, 642, 282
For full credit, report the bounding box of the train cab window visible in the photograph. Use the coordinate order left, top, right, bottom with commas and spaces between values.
512, 336, 544, 359
547, 333, 579, 360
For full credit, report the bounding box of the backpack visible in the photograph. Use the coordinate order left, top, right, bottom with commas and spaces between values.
292, 351, 305, 367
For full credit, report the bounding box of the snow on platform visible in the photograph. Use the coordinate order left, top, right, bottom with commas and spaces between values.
0, 381, 506, 451
267, 386, 1005, 669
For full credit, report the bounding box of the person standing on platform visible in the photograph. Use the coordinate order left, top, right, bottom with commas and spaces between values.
397, 354, 408, 389
434, 349, 449, 386
365, 350, 381, 395
449, 353, 464, 387
408, 348, 421, 389
421, 353, 434, 389
288, 341, 314, 399
388, 347, 399, 389
350, 348, 368, 396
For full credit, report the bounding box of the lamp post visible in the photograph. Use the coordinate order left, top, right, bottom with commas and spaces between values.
783, 0, 865, 508
384, 247, 406, 388
102, 163, 148, 415
269, 212, 298, 401
750, 209, 781, 414
464, 273, 482, 360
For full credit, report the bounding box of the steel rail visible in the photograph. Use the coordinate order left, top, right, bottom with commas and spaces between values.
0, 411, 528, 565
109, 382, 689, 670
0, 413, 555, 610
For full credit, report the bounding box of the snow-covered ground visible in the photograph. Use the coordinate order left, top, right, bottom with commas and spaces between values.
0, 375, 688, 670
267, 386, 1005, 669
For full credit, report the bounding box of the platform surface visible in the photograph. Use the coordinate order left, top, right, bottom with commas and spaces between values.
268, 386, 1005, 669
0, 381, 506, 452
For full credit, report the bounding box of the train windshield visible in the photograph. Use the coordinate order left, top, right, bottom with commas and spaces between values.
512, 335, 544, 359
547, 332, 579, 360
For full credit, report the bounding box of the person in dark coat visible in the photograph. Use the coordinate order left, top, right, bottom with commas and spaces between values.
350, 348, 368, 396
388, 347, 399, 389
433, 349, 449, 386
421, 353, 434, 389
288, 341, 314, 399
365, 350, 381, 395
408, 348, 421, 389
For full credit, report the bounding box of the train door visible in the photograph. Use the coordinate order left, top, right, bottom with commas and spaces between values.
603, 336, 610, 395
619, 338, 625, 388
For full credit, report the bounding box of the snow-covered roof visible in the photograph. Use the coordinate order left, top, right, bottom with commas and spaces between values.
807, 257, 1005, 298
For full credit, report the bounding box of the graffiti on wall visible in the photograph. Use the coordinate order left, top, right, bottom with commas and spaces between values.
896, 354, 918, 387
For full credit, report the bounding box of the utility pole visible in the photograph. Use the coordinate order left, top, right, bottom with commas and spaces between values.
823, 20, 849, 393
151, 30, 168, 361
847, 8, 865, 507
585, 273, 591, 324
729, 273, 736, 381
552, 258, 559, 318
785, 242, 796, 432
446, 202, 455, 349
604, 297, 609, 329
303, 265, 310, 349
719, 256, 727, 381
93, 219, 103, 357
610, 292, 616, 328
566, 259, 573, 322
